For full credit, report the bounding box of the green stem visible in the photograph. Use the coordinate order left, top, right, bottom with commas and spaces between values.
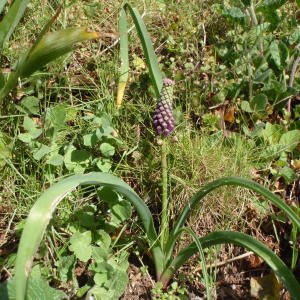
161, 138, 169, 250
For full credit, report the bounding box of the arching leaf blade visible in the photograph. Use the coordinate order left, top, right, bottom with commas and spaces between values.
161, 231, 300, 299
15, 172, 162, 300
165, 177, 300, 261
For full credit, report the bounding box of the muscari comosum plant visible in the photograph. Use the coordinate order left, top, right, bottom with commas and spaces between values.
14, 3, 300, 299
0, 1, 99, 105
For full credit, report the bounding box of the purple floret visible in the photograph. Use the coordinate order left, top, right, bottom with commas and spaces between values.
152, 78, 175, 137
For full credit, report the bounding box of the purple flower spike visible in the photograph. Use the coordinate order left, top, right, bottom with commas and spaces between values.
153, 78, 175, 137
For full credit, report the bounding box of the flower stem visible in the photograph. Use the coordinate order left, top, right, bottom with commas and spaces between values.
161, 138, 169, 250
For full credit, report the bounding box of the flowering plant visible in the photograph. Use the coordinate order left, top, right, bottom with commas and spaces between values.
13, 3, 300, 299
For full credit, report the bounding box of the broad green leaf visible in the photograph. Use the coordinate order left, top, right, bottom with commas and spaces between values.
279, 166, 297, 184
57, 254, 76, 283
46, 153, 64, 166
261, 144, 285, 160
100, 143, 115, 157
95, 230, 111, 250
45, 104, 66, 130
270, 40, 280, 67
96, 159, 112, 172
75, 205, 96, 229
18, 133, 34, 144
288, 28, 300, 45
0, 276, 67, 300
92, 247, 110, 263
33, 144, 51, 161
277, 41, 289, 69
254, 69, 272, 84
97, 187, 119, 205
110, 251, 129, 272
89, 263, 128, 300
0, 0, 30, 50
269, 41, 289, 70
19, 116, 42, 141
20, 96, 40, 115
241, 101, 253, 112
64, 147, 91, 171
247, 23, 270, 46
262, 122, 284, 144
279, 130, 300, 152
23, 116, 37, 133
110, 200, 132, 226
83, 133, 98, 147
71, 150, 91, 162
251, 93, 267, 112
69, 231, 92, 262
212, 89, 227, 104
19, 28, 99, 77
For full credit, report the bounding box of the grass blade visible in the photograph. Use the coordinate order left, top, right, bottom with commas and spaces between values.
161, 231, 300, 299
15, 172, 163, 300
124, 3, 163, 97
117, 7, 129, 108
0, 0, 30, 50
182, 228, 212, 299
165, 177, 300, 261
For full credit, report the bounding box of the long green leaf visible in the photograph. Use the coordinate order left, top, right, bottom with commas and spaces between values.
0, 27, 99, 102
20, 28, 99, 77
0, 5, 62, 102
15, 172, 163, 300
27, 5, 62, 56
117, 7, 129, 108
0, 0, 30, 50
160, 231, 300, 299
124, 3, 163, 97
165, 177, 300, 261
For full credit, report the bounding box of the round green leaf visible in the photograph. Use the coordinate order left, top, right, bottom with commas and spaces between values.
100, 143, 115, 157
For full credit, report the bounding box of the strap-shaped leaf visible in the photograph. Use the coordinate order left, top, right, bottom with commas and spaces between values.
165, 177, 300, 261
0, 0, 30, 50
117, 7, 129, 108
19, 28, 99, 77
0, 27, 99, 102
160, 231, 300, 299
124, 3, 162, 96
116, 3, 163, 107
15, 172, 162, 300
